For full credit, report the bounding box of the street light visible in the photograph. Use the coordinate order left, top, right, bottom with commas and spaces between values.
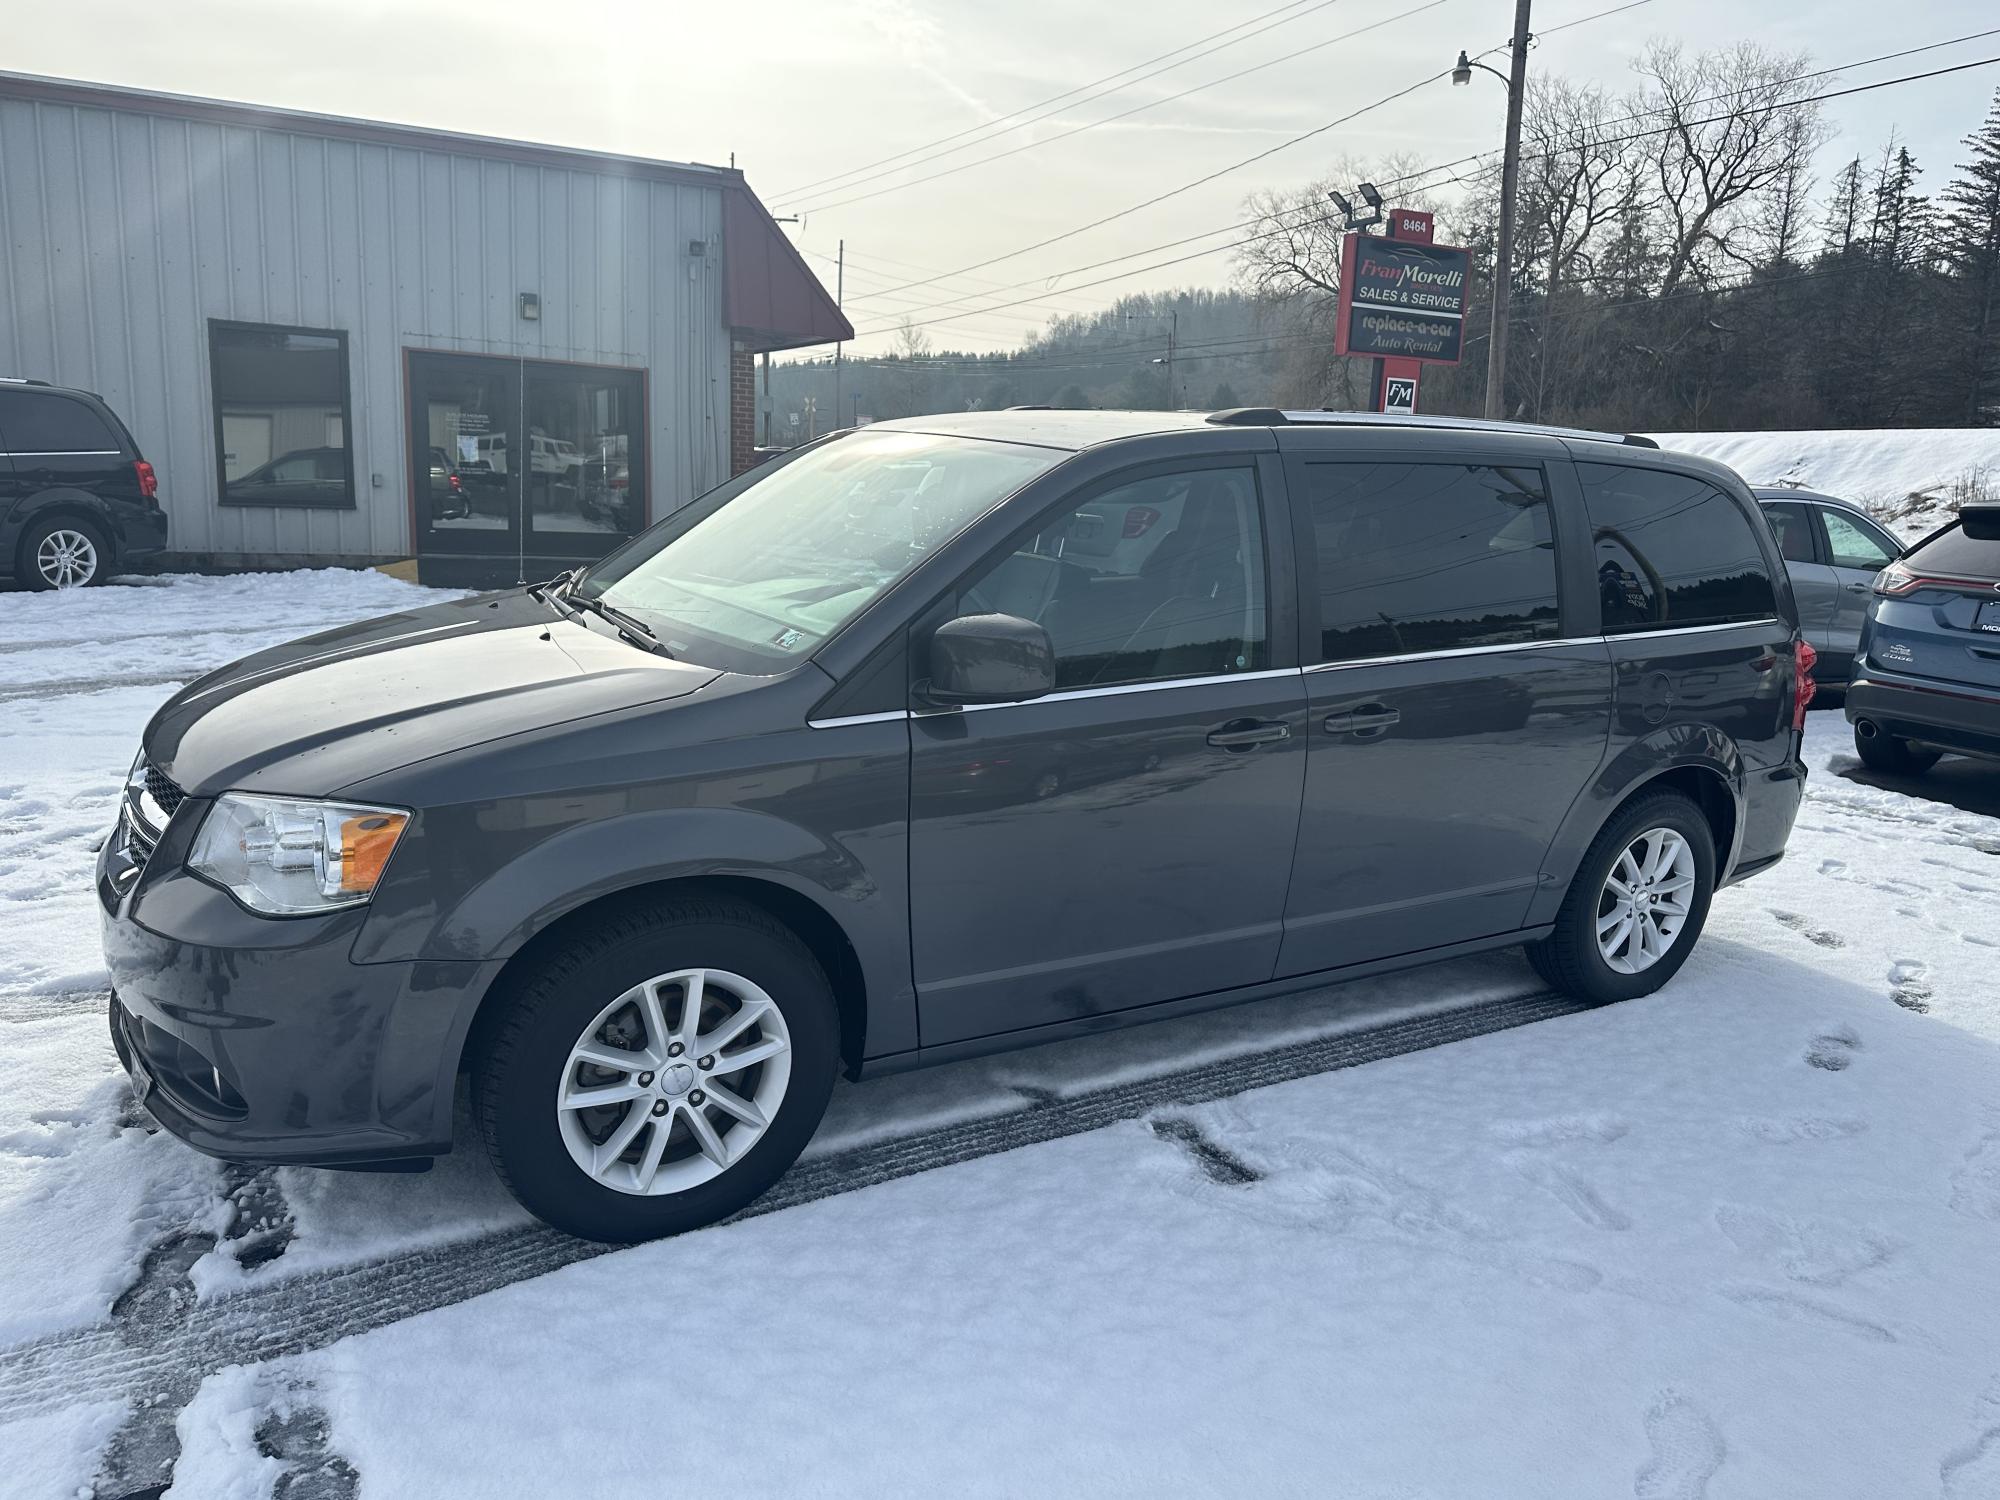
1453, 1, 1532, 421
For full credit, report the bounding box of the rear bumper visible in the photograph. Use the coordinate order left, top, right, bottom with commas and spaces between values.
1847, 675, 2000, 762
111, 503, 170, 561
98, 825, 497, 1166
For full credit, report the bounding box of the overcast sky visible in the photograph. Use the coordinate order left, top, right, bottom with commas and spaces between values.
9, 0, 2000, 356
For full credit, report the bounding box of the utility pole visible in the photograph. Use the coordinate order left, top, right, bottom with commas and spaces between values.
1166, 307, 1178, 410
1485, 0, 1532, 421
832, 239, 845, 432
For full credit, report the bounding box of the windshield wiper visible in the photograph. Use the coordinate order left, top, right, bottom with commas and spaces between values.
558, 586, 674, 658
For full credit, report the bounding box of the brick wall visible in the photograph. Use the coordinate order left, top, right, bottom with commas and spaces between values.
729, 345, 756, 476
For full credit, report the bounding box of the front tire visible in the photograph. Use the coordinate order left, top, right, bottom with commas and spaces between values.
21, 516, 108, 590
1853, 724, 1940, 775
1527, 791, 1717, 1005
473, 898, 839, 1242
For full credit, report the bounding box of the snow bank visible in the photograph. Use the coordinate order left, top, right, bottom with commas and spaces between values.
1650, 428, 2000, 538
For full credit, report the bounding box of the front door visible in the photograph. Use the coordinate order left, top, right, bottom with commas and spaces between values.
1278, 456, 1612, 976
908, 460, 1307, 1046
409, 352, 646, 588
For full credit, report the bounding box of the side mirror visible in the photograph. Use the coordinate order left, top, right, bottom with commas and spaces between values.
924, 613, 1055, 707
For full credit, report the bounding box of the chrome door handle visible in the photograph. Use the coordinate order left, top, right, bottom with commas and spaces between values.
1324, 705, 1401, 736
1844, 582, 1871, 593
1207, 718, 1291, 750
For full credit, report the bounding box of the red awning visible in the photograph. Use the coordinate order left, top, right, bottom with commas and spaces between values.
724, 188, 853, 353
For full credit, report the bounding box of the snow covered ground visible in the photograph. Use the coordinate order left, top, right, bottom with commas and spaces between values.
1652, 428, 2000, 539
1, 567, 1998, 1498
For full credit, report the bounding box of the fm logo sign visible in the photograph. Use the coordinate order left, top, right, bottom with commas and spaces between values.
1383, 377, 1417, 415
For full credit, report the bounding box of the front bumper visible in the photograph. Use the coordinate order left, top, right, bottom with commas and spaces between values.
98, 807, 498, 1166
1847, 674, 2000, 762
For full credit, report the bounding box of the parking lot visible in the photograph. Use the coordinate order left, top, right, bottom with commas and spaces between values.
5, 570, 2000, 1498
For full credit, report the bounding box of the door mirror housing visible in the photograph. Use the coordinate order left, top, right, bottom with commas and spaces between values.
924, 613, 1055, 706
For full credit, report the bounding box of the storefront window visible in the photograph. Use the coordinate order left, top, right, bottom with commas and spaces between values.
210, 321, 354, 508
526, 364, 645, 538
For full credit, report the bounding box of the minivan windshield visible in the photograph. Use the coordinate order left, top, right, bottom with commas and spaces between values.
576, 430, 1061, 672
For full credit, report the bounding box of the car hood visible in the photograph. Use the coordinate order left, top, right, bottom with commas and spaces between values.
145, 590, 721, 796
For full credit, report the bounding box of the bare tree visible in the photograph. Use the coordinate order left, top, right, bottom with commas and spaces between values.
1633, 41, 1828, 295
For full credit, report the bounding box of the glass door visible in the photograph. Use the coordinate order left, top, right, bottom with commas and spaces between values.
410, 352, 647, 588
410, 352, 523, 584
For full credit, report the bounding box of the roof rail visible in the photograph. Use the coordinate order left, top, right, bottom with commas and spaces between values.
1204, 407, 1657, 449
0, 376, 53, 386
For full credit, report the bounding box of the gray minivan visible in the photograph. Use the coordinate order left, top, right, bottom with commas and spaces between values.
100, 410, 1813, 1241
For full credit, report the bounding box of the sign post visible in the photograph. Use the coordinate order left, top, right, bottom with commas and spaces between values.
1333, 208, 1470, 415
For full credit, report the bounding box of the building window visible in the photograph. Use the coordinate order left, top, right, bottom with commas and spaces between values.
210, 321, 354, 509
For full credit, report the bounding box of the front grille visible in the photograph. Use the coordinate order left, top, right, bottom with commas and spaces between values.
144, 764, 185, 818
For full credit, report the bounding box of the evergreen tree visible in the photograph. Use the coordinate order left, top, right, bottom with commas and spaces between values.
1940, 88, 2000, 424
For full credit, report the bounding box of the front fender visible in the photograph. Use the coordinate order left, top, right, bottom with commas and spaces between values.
1526, 723, 1745, 926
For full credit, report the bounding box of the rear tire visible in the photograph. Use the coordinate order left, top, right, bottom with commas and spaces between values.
1853, 724, 1941, 775
20, 516, 108, 590
1526, 791, 1717, 1006
473, 898, 839, 1243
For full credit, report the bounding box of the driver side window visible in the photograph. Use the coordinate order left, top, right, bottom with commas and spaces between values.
954, 467, 1269, 692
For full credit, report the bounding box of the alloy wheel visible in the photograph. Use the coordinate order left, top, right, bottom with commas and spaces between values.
555, 968, 792, 1196
1595, 826, 1696, 975
36, 528, 100, 588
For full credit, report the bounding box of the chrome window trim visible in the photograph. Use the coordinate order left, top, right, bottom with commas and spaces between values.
0, 449, 122, 457
1306, 635, 1583, 673
1600, 617, 1783, 641
1304, 618, 1785, 674
806, 710, 912, 730
926, 666, 1301, 716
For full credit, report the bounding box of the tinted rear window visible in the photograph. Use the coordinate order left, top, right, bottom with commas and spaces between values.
1305, 462, 1561, 663
1577, 464, 1776, 633
0, 391, 122, 454
1906, 518, 2000, 579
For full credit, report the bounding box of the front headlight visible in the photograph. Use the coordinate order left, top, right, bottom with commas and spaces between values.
188, 794, 410, 916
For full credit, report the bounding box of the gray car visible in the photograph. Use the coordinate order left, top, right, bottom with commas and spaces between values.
100, 409, 1813, 1242
1755, 488, 1904, 686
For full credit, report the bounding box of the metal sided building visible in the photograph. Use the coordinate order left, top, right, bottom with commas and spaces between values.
0, 71, 850, 588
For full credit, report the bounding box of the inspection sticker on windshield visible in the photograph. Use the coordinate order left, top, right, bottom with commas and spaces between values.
772, 627, 805, 649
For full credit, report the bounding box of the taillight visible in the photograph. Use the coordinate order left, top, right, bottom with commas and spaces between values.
133, 460, 158, 501
1122, 505, 1161, 538
1875, 559, 1991, 596
449, 473, 462, 492
1793, 638, 1817, 731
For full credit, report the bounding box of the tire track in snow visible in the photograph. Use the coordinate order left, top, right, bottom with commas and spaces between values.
0, 986, 1585, 1423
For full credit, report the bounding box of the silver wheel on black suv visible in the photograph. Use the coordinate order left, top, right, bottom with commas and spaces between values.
1528, 791, 1717, 1004
24, 517, 107, 590
475, 899, 838, 1243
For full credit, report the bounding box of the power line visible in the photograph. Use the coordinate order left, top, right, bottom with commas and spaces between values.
771, 0, 1337, 201
850, 43, 2000, 341
842, 0, 1665, 317
785, 0, 1458, 217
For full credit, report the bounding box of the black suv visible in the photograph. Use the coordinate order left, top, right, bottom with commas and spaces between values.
1847, 502, 2000, 773
0, 378, 168, 588
100, 410, 1812, 1242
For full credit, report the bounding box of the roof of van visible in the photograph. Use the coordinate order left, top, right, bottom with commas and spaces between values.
865, 408, 1658, 452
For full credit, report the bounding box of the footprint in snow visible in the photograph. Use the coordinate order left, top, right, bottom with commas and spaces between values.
1805, 1030, 1860, 1071
1718, 1285, 1896, 1343
1948, 1129, 2000, 1223
1635, 1392, 1725, 1500
1770, 910, 1846, 949
1713, 1203, 1895, 1286
1890, 959, 1935, 1013
1505, 1153, 1632, 1231
1731, 1116, 1868, 1145
1819, 858, 1847, 877
1941, 1380, 2000, 1500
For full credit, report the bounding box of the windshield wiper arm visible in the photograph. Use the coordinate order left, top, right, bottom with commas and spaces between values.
560, 588, 674, 657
